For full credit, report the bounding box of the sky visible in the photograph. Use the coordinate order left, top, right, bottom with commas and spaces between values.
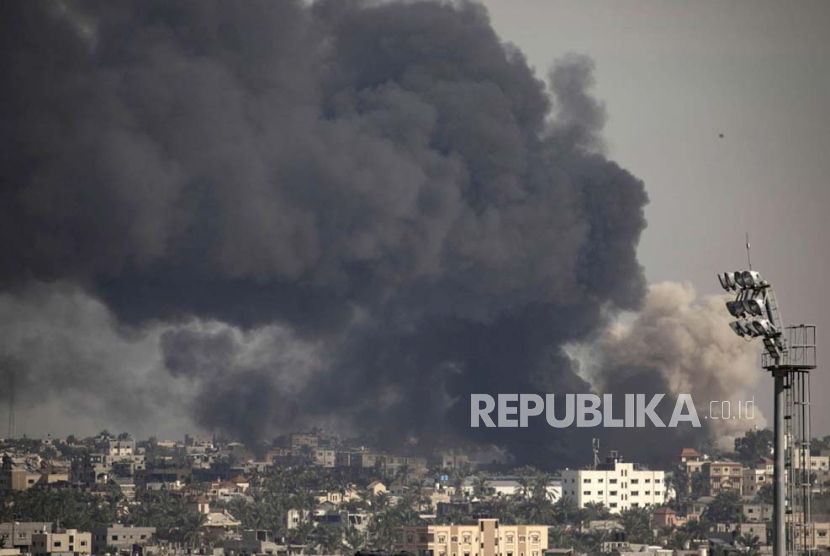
1, 0, 828, 453
481, 0, 830, 435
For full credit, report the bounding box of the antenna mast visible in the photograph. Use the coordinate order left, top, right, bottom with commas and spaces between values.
7, 368, 14, 439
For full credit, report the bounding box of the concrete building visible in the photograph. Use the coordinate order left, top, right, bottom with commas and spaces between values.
396, 518, 548, 556
312, 448, 336, 468
742, 460, 772, 498
90, 525, 155, 555
678, 448, 705, 476
0, 523, 54, 552
560, 454, 666, 513
460, 477, 562, 500
106, 440, 135, 457
701, 461, 743, 497
1, 456, 42, 494
224, 530, 288, 556
31, 528, 91, 556
742, 503, 773, 523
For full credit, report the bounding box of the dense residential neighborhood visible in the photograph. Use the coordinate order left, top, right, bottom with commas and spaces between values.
2, 430, 830, 556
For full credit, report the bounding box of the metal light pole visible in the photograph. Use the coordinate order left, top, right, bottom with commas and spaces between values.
774, 369, 786, 556
718, 267, 816, 556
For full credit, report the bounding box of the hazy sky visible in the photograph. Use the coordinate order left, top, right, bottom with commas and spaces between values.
481, 0, 830, 434
3, 1, 828, 449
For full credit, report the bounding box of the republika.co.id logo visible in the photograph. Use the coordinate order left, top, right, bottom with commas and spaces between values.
470, 393, 756, 428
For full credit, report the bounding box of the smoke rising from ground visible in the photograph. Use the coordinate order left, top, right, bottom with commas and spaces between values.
0, 0, 753, 465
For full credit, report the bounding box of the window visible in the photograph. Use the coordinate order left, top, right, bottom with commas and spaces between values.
610, 503, 617, 508
54, 542, 62, 548
584, 478, 591, 483
645, 491, 650, 495
583, 491, 591, 495
631, 491, 639, 496
506, 535, 514, 544
439, 535, 447, 543
632, 503, 639, 508
610, 491, 618, 496
610, 479, 617, 484
631, 479, 639, 484
645, 479, 651, 483
530, 534, 540, 544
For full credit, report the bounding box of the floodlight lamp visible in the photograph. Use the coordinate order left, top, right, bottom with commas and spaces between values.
742, 298, 765, 317
724, 273, 737, 290
726, 300, 745, 318
718, 274, 730, 291
734, 271, 747, 288
737, 320, 759, 337
741, 270, 763, 288
729, 321, 746, 337
752, 319, 777, 337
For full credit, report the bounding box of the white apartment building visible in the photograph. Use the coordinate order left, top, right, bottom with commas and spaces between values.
560, 453, 666, 513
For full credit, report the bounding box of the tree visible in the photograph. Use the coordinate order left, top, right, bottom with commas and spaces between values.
705, 491, 742, 523
618, 506, 654, 544
755, 483, 774, 504
343, 526, 366, 555
472, 475, 493, 499
734, 429, 773, 466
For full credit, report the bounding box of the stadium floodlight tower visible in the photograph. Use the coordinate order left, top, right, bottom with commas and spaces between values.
718, 262, 817, 556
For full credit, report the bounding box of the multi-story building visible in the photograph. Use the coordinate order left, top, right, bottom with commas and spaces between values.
313, 448, 336, 468
742, 460, 772, 498
0, 455, 42, 494
560, 454, 666, 513
288, 433, 319, 450
31, 528, 92, 556
396, 518, 548, 556
702, 461, 743, 497
106, 439, 135, 457
742, 503, 772, 523
90, 525, 155, 555
0, 523, 54, 552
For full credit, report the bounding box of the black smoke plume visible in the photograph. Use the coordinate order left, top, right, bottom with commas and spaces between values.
0, 0, 732, 467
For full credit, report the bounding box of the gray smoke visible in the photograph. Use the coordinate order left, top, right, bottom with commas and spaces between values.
0, 0, 723, 466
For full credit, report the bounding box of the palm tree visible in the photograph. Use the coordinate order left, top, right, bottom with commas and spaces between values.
532, 473, 557, 502
180, 511, 207, 548
291, 520, 315, 554
343, 526, 366, 555
618, 507, 653, 544
472, 475, 493, 499
738, 533, 760, 550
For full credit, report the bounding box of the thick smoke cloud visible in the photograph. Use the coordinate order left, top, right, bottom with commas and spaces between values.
0, 0, 747, 467
567, 282, 766, 459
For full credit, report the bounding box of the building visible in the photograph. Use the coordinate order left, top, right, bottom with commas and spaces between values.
224, 530, 288, 556
312, 449, 336, 468
560, 454, 667, 513
31, 528, 91, 556
90, 525, 155, 555
652, 507, 678, 528
0, 455, 42, 494
460, 477, 562, 500
742, 460, 772, 498
742, 503, 772, 523
106, 439, 135, 457
0, 523, 54, 552
702, 461, 743, 497
288, 433, 319, 450
396, 518, 548, 556
678, 448, 705, 476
